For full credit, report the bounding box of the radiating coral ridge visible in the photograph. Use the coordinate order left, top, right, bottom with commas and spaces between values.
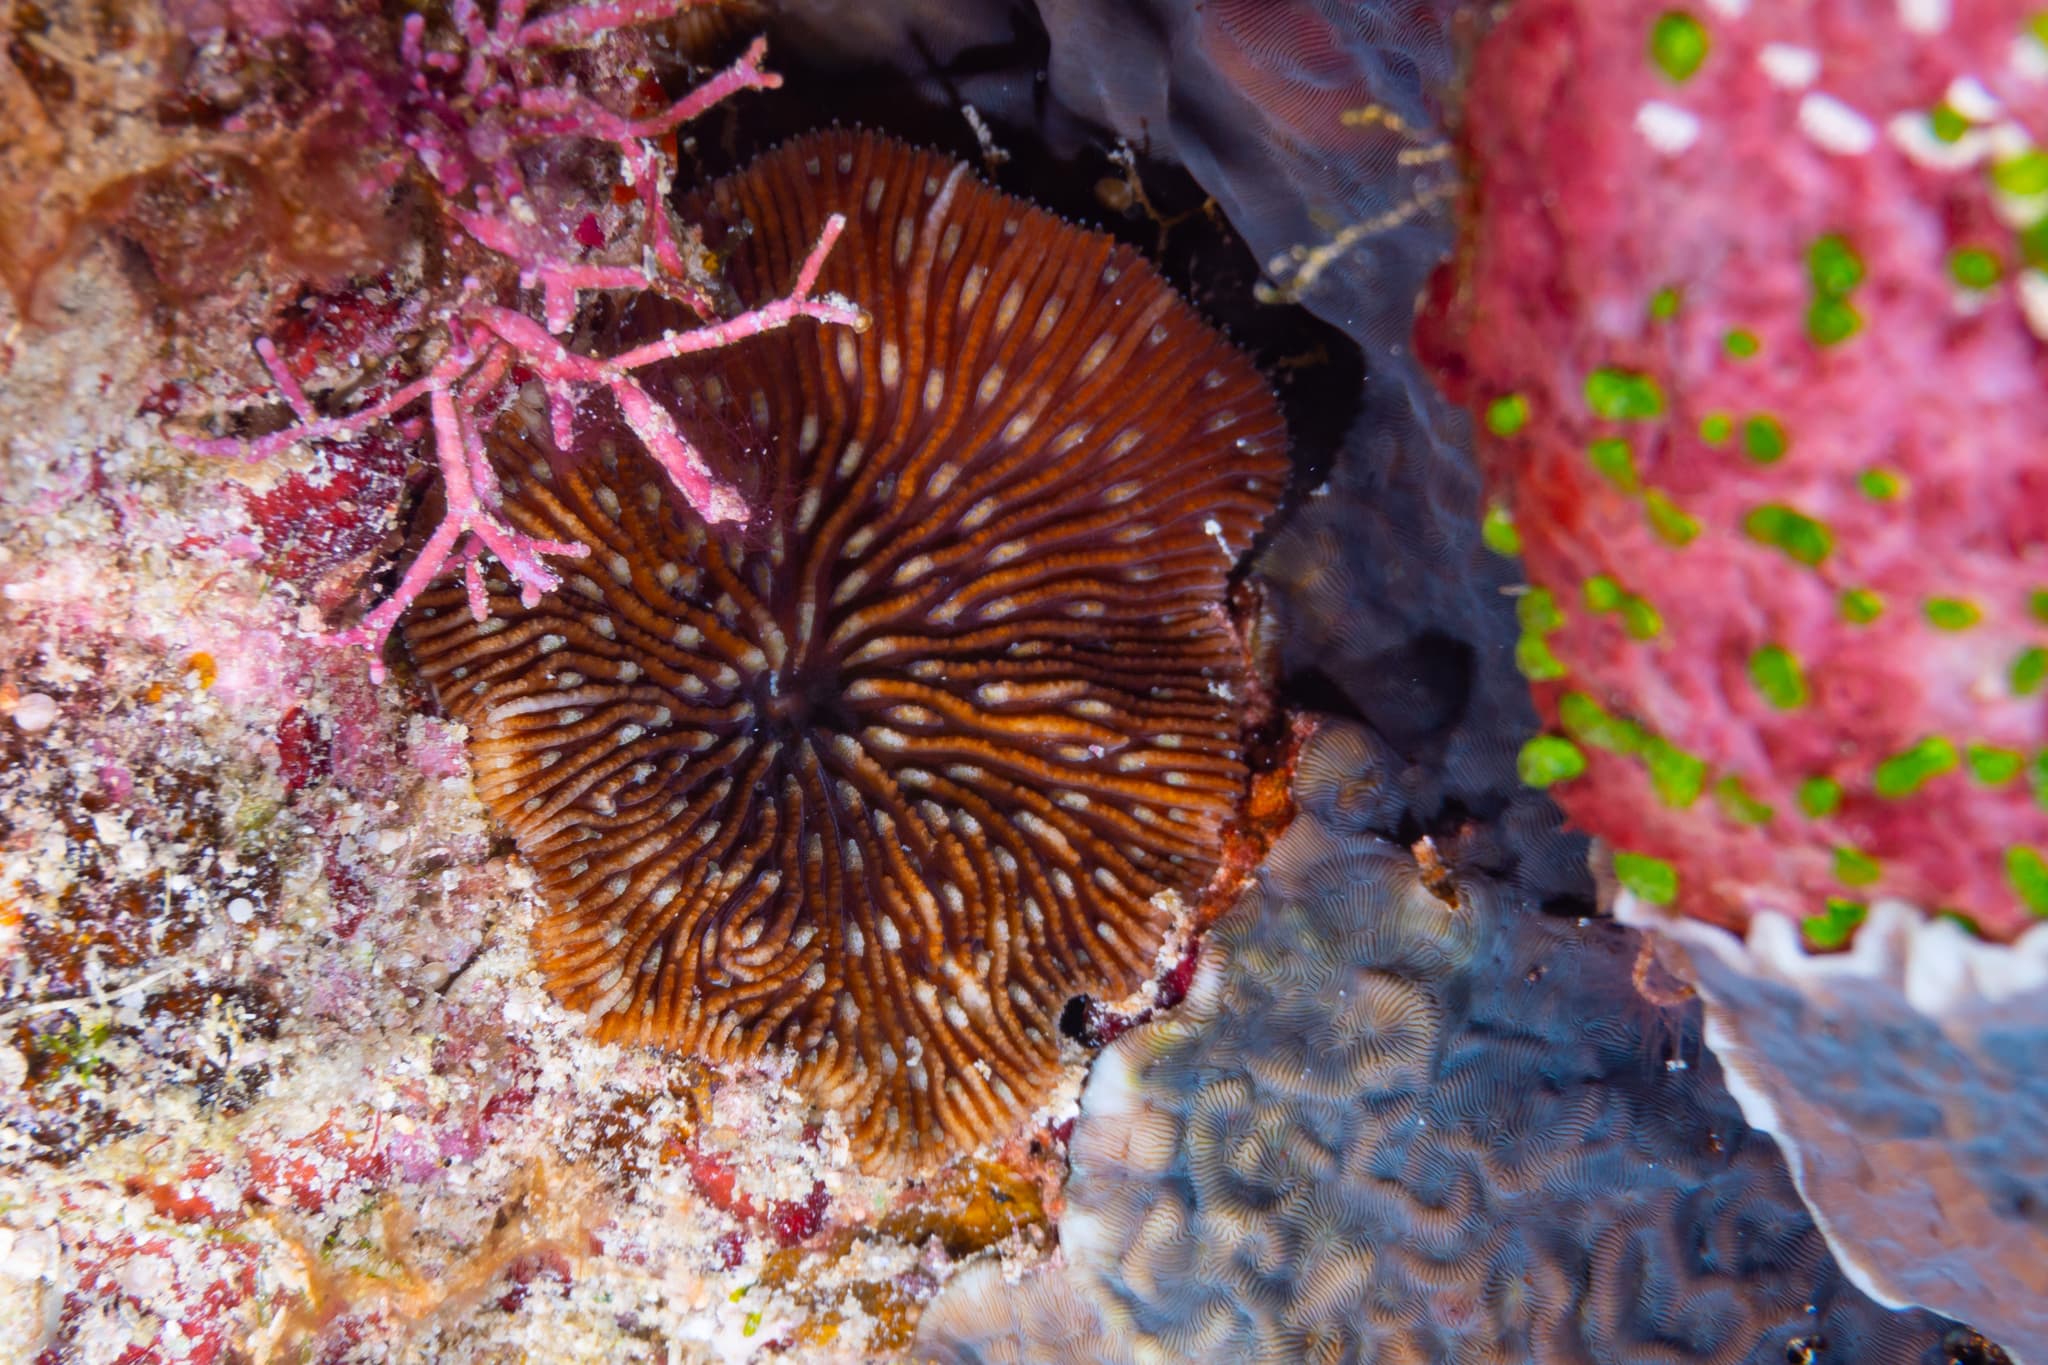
402, 130, 1288, 1171
920, 721, 1981, 1363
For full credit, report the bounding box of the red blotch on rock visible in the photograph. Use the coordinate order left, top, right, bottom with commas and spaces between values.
274, 706, 330, 794
768, 1181, 829, 1247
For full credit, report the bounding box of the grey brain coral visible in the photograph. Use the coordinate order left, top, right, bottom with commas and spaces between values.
401, 130, 1286, 1171
919, 721, 1986, 1364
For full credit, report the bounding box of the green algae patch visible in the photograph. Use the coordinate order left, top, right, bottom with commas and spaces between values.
1806, 297, 1861, 345
1841, 588, 1885, 624
1967, 744, 2024, 785
1748, 644, 1808, 710
1948, 247, 2002, 290
1519, 735, 1587, 787
1803, 898, 1867, 949
1805, 233, 1865, 346
1991, 148, 2048, 196
1648, 12, 1709, 82
1798, 776, 1843, 818
1833, 845, 1883, 887
1744, 504, 1832, 565
1924, 597, 1982, 630
1588, 438, 1640, 491
1807, 234, 1865, 295
1516, 587, 1568, 681
1559, 691, 1647, 755
1614, 850, 1679, 904
1645, 737, 1706, 808
1482, 504, 1522, 556
1484, 393, 1530, 437
1584, 367, 1666, 420
1583, 576, 1662, 639
1714, 775, 1774, 825
1741, 415, 1788, 463
1518, 587, 1565, 635
1517, 635, 1567, 681
2013, 646, 2048, 696
1873, 736, 1959, 798
2011, 846, 2048, 916
1644, 490, 1700, 546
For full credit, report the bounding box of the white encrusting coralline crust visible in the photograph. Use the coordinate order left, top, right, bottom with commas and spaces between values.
1758, 43, 1820, 89
1618, 893, 2048, 1360
1797, 91, 1879, 155
0, 246, 953, 1364
2019, 267, 2048, 341
1897, 0, 1953, 35
1635, 100, 1704, 154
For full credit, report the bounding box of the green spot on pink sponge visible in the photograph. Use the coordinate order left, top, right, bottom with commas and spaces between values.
2013, 647, 2048, 696
1614, 849, 1679, 903
1924, 597, 1982, 630
1798, 777, 1843, 818
1873, 736, 1960, 799
1647, 11, 1709, 83
1518, 735, 1587, 787
1584, 367, 1666, 421
1744, 504, 1832, 565
1484, 393, 1530, 437
1967, 744, 2024, 785
1834, 845, 1883, 887
1748, 645, 1808, 709
2011, 846, 2048, 916
1802, 897, 1867, 949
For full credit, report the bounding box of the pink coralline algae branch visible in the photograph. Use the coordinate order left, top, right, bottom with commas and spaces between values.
179, 5, 868, 682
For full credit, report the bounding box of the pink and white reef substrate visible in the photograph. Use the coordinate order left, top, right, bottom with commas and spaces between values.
0, 4, 1067, 1362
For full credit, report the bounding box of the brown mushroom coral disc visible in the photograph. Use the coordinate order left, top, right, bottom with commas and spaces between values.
402, 130, 1288, 1170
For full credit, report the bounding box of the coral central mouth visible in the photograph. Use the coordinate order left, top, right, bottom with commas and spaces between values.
760, 664, 853, 739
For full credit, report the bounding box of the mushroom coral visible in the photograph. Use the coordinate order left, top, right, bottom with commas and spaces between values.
401, 130, 1287, 1172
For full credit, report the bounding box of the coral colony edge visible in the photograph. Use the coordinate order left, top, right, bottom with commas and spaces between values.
0, 1, 2039, 1364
